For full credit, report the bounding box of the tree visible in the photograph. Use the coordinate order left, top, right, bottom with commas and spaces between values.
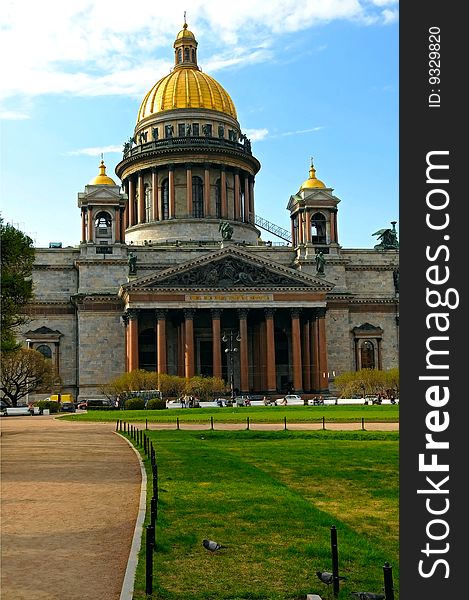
334, 368, 400, 399
1, 219, 35, 351
0, 348, 55, 406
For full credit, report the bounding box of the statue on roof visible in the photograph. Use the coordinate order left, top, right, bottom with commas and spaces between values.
219, 221, 234, 241
315, 251, 325, 275
373, 221, 399, 250
128, 252, 137, 276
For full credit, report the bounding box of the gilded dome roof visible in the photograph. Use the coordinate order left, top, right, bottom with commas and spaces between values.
137, 23, 237, 122
300, 160, 326, 191
89, 160, 116, 186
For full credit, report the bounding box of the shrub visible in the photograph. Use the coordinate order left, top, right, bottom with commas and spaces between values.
146, 398, 166, 410
124, 397, 145, 410
35, 400, 59, 414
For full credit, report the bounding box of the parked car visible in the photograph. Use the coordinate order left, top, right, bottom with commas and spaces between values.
60, 402, 76, 413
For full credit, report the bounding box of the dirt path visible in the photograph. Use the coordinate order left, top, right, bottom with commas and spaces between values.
0, 416, 141, 600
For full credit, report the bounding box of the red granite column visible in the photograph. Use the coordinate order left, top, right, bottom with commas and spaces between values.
291, 308, 303, 392
211, 309, 222, 380
265, 309, 276, 392
305, 211, 312, 243
221, 167, 227, 218
81, 209, 86, 242
317, 308, 329, 392
234, 171, 240, 220
249, 177, 254, 220
298, 211, 304, 245
156, 310, 167, 374
186, 164, 193, 216
128, 178, 135, 226
204, 164, 211, 217
127, 310, 139, 372
137, 172, 145, 224
115, 208, 121, 243
302, 318, 311, 392
168, 165, 175, 218
244, 175, 250, 223
152, 169, 159, 221
87, 208, 93, 242
238, 309, 249, 393
311, 317, 320, 391
184, 309, 195, 378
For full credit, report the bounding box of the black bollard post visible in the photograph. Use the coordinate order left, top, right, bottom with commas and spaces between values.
153, 473, 158, 502
322, 416, 326, 430
330, 525, 340, 597
177, 417, 180, 430
211, 416, 214, 430
151, 497, 158, 545
115, 420, 119, 432
146, 418, 148, 430
284, 416, 287, 430
362, 417, 365, 430
383, 562, 394, 600
145, 525, 154, 594
247, 416, 250, 430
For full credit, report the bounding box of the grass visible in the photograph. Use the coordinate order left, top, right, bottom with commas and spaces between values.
62, 404, 399, 425
126, 429, 399, 599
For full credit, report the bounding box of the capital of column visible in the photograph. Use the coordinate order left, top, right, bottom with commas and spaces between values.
237, 308, 249, 319
290, 308, 302, 318
184, 308, 195, 319
127, 308, 139, 320
168, 163, 175, 171
211, 308, 222, 319
315, 307, 327, 319
155, 309, 168, 320
121, 313, 129, 327
185, 162, 193, 170
264, 308, 276, 319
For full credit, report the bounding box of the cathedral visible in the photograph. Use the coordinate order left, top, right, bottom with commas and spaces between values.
23, 22, 399, 402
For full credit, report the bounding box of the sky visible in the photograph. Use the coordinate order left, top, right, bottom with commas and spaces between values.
0, 0, 398, 249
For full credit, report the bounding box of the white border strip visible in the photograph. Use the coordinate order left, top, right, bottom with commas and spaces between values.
116, 432, 148, 600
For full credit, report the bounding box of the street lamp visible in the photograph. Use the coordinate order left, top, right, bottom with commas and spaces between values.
222, 329, 241, 402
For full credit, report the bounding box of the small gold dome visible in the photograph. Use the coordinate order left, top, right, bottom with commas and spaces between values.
300, 160, 326, 191
89, 160, 116, 186
176, 22, 196, 40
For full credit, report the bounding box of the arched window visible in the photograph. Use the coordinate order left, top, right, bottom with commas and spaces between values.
215, 179, 222, 218
311, 212, 327, 244
191, 48, 196, 62
184, 47, 190, 61
36, 344, 52, 359
360, 341, 375, 369
192, 176, 204, 218
95, 211, 112, 238
144, 185, 151, 222
177, 48, 182, 63
162, 178, 169, 220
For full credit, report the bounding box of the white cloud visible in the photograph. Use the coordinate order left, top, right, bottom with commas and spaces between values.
0, 111, 31, 120
244, 128, 269, 141
0, 0, 398, 103
68, 145, 123, 156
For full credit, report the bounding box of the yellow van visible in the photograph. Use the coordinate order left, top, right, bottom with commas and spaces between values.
49, 394, 74, 403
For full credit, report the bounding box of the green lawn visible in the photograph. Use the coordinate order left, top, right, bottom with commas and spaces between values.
63, 404, 399, 425
128, 429, 399, 599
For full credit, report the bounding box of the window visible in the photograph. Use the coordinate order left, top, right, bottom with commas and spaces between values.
144, 185, 151, 222
311, 212, 327, 244
177, 48, 182, 63
192, 176, 204, 218
178, 123, 186, 137
215, 179, 222, 218
184, 47, 190, 61
36, 345, 52, 359
95, 211, 112, 238
191, 49, 196, 62
361, 341, 375, 369
162, 178, 169, 220
192, 123, 199, 136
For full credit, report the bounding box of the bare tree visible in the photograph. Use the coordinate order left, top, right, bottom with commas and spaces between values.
0, 348, 55, 406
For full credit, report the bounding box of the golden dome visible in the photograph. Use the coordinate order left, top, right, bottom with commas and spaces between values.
176, 22, 196, 40
137, 23, 237, 122
300, 160, 326, 191
89, 160, 116, 186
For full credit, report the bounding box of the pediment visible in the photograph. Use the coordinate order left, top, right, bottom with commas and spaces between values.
84, 187, 122, 200
123, 245, 334, 292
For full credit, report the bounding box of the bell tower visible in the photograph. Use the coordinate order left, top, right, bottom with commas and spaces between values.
77, 160, 128, 251
287, 158, 341, 254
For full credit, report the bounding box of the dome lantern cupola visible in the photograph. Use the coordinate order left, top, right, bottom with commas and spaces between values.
299, 158, 326, 191
173, 15, 198, 68
89, 159, 116, 186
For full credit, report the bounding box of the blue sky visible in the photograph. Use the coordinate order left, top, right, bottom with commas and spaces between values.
0, 0, 398, 249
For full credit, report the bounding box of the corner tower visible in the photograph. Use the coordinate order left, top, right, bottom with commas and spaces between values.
287, 159, 341, 253
115, 22, 261, 244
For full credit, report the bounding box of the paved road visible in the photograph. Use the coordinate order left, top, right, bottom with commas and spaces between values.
0, 416, 141, 600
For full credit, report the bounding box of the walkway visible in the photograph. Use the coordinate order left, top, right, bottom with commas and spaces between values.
0, 416, 141, 600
